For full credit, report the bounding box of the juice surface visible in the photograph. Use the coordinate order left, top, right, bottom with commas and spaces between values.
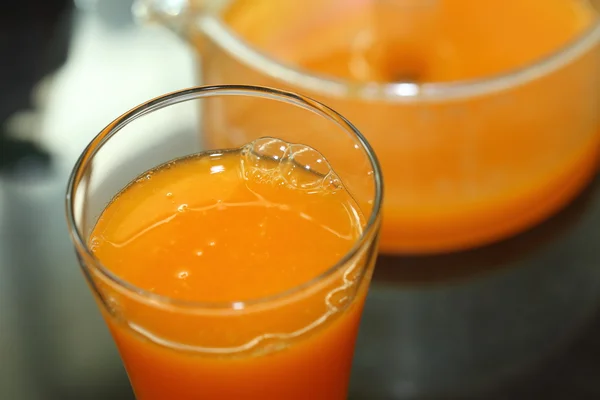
89, 139, 371, 399
224, 0, 595, 83
201, 0, 600, 253
300, 0, 596, 82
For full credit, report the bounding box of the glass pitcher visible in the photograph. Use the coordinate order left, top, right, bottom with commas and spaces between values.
135, 0, 600, 255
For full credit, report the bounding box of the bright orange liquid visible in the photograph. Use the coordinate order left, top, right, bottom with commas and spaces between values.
297, 0, 595, 82
199, 0, 600, 253
89, 141, 373, 399
223, 0, 595, 82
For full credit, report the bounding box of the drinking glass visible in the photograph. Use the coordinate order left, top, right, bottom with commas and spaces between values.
65, 85, 383, 399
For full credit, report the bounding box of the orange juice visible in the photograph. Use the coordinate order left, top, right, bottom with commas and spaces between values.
287, 0, 596, 83
89, 138, 372, 399
198, 0, 600, 253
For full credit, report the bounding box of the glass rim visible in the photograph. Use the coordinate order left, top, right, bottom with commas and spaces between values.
198, 10, 600, 102
65, 84, 384, 311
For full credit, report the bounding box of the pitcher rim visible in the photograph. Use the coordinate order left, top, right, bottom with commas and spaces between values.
199, 10, 600, 102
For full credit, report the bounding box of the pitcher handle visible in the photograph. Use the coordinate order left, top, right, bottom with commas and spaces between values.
132, 0, 224, 38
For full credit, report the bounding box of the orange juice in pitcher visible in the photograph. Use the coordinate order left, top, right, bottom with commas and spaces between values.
162, 0, 600, 253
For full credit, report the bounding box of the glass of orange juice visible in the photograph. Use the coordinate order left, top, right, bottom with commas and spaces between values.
65, 85, 383, 399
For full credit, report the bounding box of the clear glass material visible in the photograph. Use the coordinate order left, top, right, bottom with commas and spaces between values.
137, 0, 600, 254
66, 85, 383, 399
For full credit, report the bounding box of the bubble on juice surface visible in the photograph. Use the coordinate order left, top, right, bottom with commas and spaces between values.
176, 270, 189, 280
240, 137, 289, 181
322, 171, 343, 191
136, 171, 154, 184
89, 236, 100, 252
241, 137, 342, 192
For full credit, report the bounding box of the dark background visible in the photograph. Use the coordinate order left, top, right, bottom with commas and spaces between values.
0, 1, 195, 398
